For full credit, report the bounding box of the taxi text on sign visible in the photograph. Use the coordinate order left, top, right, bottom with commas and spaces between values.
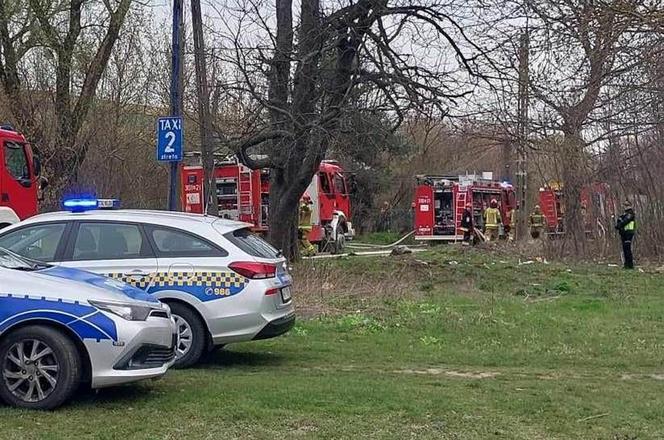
157, 117, 183, 162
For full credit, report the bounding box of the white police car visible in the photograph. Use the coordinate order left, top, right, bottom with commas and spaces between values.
0, 247, 176, 409
0, 199, 296, 368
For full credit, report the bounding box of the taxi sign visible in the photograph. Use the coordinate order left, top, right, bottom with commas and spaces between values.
157, 116, 183, 162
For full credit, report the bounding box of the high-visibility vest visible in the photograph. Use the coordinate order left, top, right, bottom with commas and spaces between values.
484, 208, 500, 228
299, 203, 312, 229
530, 213, 545, 228
625, 220, 635, 231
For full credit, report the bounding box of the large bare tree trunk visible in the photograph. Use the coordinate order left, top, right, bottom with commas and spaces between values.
560, 131, 587, 254
227, 0, 480, 259
191, 0, 218, 215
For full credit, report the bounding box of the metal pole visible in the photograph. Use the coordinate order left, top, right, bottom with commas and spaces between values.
516, 29, 530, 240
168, 0, 184, 211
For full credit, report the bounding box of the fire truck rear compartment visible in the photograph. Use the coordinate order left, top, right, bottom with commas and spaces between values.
433, 189, 455, 236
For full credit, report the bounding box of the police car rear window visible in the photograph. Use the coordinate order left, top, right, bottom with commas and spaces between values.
224, 228, 280, 259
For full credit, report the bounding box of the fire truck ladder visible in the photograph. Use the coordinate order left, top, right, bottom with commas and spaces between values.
238, 167, 253, 222
454, 190, 467, 240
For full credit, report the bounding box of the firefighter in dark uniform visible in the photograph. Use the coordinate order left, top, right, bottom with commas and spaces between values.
460, 203, 474, 245
615, 201, 636, 269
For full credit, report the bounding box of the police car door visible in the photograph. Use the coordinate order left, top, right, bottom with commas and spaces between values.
142, 224, 236, 303
59, 221, 158, 291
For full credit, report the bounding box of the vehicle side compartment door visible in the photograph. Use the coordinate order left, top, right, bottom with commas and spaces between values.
414, 185, 434, 237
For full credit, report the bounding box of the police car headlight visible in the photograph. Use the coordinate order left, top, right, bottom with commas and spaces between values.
90, 300, 152, 321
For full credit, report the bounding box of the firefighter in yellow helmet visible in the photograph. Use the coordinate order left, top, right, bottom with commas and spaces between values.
483, 199, 501, 242
298, 195, 316, 256
529, 205, 545, 239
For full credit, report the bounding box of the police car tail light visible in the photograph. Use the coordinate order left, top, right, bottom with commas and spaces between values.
229, 262, 276, 279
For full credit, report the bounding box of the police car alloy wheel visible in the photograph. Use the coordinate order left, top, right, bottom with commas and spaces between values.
168, 303, 206, 368
174, 315, 193, 358
0, 326, 81, 410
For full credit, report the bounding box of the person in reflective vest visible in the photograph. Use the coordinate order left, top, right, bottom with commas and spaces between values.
460, 203, 474, 245
529, 205, 545, 239
483, 199, 501, 242
615, 201, 636, 269
299, 195, 316, 256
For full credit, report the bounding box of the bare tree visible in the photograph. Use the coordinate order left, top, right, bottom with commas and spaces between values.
0, 0, 132, 205
518, 0, 655, 251
208, 0, 482, 258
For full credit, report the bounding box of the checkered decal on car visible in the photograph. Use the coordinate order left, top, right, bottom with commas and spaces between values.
106, 273, 153, 289
105, 271, 248, 301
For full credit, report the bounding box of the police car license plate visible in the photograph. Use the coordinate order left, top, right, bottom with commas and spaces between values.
281, 286, 292, 302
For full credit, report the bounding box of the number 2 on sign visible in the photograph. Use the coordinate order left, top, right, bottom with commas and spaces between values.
164, 131, 176, 153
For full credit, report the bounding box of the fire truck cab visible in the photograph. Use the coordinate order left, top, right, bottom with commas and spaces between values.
0, 125, 41, 228
181, 158, 354, 252
413, 173, 516, 241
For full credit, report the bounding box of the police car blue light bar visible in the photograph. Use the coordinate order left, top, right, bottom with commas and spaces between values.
63, 198, 98, 212
63, 197, 120, 212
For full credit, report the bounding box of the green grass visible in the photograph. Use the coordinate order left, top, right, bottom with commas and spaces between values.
2, 247, 664, 439
353, 231, 407, 245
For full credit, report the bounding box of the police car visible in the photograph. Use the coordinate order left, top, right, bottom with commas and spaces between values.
0, 247, 176, 409
0, 199, 296, 368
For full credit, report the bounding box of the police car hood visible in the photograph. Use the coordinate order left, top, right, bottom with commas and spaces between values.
0, 266, 158, 304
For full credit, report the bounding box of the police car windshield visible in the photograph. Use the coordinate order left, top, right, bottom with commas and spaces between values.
0, 247, 50, 271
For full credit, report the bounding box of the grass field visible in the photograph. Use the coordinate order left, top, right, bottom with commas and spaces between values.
2, 246, 664, 439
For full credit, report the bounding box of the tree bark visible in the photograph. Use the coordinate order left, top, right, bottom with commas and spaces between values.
560, 129, 587, 254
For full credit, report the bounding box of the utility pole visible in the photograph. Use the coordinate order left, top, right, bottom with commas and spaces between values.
515, 29, 530, 239
191, 0, 218, 215
168, 0, 184, 211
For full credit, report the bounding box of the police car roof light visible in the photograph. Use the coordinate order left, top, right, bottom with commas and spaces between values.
63, 198, 99, 213
98, 199, 121, 210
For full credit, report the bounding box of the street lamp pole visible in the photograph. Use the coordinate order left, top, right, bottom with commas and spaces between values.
168, 0, 184, 211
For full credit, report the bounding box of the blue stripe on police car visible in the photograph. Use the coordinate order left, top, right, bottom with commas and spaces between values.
0, 295, 118, 342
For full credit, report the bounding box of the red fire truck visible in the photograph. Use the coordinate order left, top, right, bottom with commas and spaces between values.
0, 125, 41, 228
181, 157, 354, 252
539, 182, 614, 235
413, 173, 516, 241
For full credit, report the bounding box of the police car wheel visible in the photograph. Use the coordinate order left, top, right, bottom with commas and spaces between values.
169, 303, 206, 368
0, 326, 81, 410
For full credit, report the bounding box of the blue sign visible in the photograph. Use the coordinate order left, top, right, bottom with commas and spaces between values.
157, 116, 183, 162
